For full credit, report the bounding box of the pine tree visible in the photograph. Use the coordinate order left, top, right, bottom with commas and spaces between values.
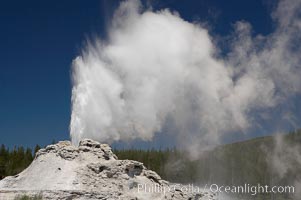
34, 144, 41, 155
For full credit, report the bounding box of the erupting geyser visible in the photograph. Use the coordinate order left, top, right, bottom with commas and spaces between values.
70, 0, 301, 155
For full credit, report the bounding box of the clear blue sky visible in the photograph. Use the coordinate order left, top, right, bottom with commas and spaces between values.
0, 0, 281, 149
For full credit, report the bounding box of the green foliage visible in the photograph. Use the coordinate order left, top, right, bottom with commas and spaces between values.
34, 145, 41, 154
0, 145, 35, 179
14, 194, 42, 200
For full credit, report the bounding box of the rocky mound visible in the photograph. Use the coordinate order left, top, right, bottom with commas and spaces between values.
0, 139, 216, 200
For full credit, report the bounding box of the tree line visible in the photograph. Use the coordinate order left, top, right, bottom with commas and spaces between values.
0, 144, 41, 180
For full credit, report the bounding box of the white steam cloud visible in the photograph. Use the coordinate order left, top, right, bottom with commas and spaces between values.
70, 0, 301, 152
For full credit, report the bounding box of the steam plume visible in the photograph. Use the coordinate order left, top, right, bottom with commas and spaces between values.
70, 0, 301, 153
